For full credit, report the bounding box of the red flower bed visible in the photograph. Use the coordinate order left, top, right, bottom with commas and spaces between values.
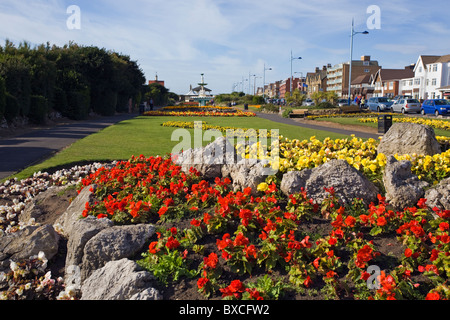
79, 155, 450, 300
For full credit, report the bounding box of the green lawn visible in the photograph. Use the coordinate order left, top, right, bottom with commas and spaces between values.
12, 115, 351, 180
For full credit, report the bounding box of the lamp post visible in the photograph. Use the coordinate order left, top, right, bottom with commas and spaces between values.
290, 50, 302, 94
248, 72, 256, 95
263, 63, 272, 100
347, 19, 369, 105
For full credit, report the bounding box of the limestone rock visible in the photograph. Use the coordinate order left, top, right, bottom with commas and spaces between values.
0, 225, 59, 272
303, 160, 379, 206
383, 156, 429, 210
64, 216, 113, 288
80, 224, 155, 281
54, 185, 96, 237
378, 123, 441, 157
424, 177, 450, 211
280, 169, 312, 196
81, 258, 161, 300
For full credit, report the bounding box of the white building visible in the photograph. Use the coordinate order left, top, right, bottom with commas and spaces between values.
400, 55, 450, 100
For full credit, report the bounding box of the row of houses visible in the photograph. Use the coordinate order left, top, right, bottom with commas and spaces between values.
257, 54, 450, 101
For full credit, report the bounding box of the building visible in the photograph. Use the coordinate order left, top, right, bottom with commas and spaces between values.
279, 77, 306, 99
350, 74, 374, 98
399, 55, 450, 100
370, 66, 414, 98
148, 73, 165, 87
306, 65, 330, 97
327, 56, 381, 98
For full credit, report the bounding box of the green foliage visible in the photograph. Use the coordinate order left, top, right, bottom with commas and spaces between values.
28, 95, 48, 124
0, 76, 5, 118
4, 92, 19, 121
286, 89, 306, 107
0, 40, 145, 122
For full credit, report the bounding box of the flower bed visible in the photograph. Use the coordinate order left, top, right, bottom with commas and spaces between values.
358, 117, 450, 131
143, 110, 256, 117
76, 154, 450, 300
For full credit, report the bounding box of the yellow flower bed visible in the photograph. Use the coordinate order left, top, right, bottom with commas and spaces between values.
276, 135, 450, 185
358, 117, 450, 131
161, 121, 275, 138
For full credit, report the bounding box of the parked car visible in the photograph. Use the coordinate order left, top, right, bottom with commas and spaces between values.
421, 99, 450, 116
303, 99, 315, 107
337, 99, 348, 107
366, 97, 393, 112
391, 98, 421, 114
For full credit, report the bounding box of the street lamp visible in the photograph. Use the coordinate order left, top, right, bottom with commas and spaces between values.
263, 63, 272, 100
347, 19, 369, 105
290, 50, 302, 93
248, 72, 256, 95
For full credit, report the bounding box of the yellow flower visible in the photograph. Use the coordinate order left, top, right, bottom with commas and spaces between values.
257, 182, 269, 192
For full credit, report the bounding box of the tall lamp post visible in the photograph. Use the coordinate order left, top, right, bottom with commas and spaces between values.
263, 63, 272, 100
290, 50, 302, 94
347, 19, 369, 105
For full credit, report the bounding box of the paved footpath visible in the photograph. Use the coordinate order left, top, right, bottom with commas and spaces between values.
0, 113, 137, 179
254, 112, 381, 140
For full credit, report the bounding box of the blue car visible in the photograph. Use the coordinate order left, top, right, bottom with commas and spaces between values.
421, 99, 450, 116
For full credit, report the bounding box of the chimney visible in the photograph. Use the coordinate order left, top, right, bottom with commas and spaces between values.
315, 67, 320, 73
323, 65, 327, 71
327, 63, 331, 68
361, 56, 371, 61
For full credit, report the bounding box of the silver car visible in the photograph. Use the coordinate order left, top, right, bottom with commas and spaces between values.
391, 98, 421, 114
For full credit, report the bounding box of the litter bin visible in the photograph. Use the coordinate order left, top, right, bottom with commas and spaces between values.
378, 115, 392, 134
244, 103, 248, 110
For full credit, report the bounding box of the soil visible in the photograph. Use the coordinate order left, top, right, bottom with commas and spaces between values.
294, 118, 380, 135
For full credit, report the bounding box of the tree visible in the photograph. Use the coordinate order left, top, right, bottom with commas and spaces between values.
286, 89, 306, 107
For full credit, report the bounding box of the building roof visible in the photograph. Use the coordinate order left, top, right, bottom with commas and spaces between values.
192, 86, 212, 92
351, 74, 372, 85
435, 54, 450, 63
420, 55, 441, 66
375, 68, 414, 82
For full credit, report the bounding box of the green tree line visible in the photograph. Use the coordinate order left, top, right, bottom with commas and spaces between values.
0, 40, 146, 124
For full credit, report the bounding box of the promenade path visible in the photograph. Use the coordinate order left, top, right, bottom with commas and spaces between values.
0, 113, 136, 179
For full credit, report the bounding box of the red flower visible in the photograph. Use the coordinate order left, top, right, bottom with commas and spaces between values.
158, 206, 168, 217
404, 248, 413, 258
165, 236, 180, 250
344, 215, 356, 228
328, 237, 337, 246
439, 222, 449, 231
326, 270, 337, 278
425, 292, 441, 300
376, 216, 387, 226
204, 252, 219, 269
234, 232, 249, 246
355, 245, 375, 268
244, 244, 257, 259
149, 241, 159, 254
170, 227, 178, 235
197, 277, 209, 289
190, 218, 201, 227
303, 276, 312, 287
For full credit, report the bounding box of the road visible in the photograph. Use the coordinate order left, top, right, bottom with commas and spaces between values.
0, 113, 137, 180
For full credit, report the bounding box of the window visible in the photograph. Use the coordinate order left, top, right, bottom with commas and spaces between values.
364, 69, 370, 72
419, 67, 422, 72
433, 64, 438, 72
427, 79, 429, 86
414, 78, 420, 85
432, 78, 437, 86
363, 61, 370, 66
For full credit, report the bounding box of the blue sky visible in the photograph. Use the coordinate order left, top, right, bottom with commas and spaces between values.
0, 0, 449, 95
